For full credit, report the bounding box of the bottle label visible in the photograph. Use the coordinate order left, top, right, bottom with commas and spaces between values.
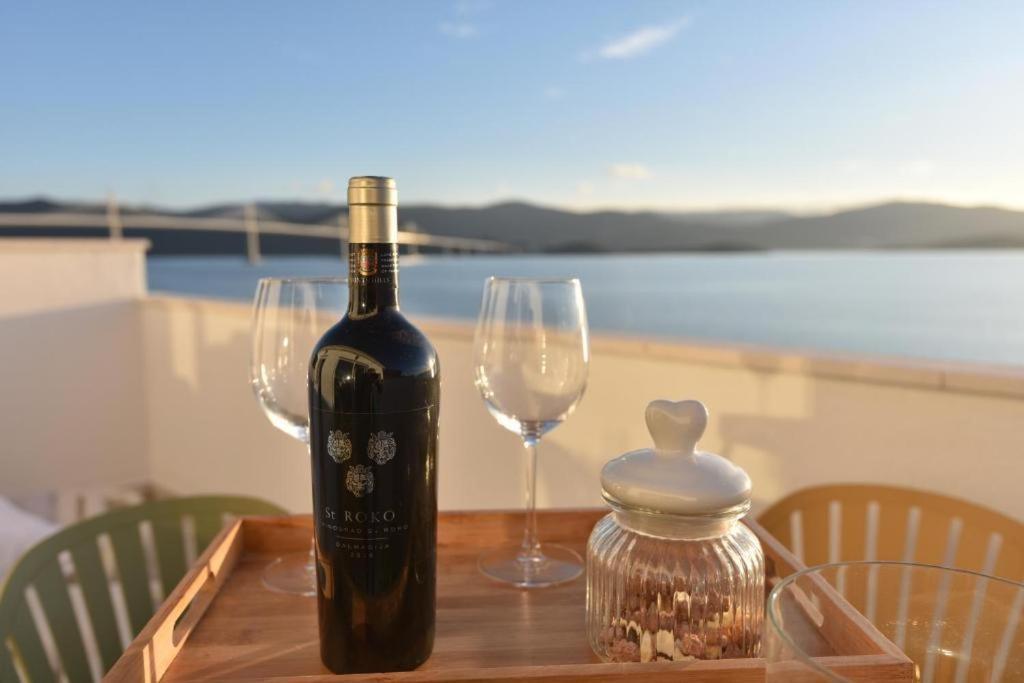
357, 247, 377, 276
349, 244, 397, 287
312, 405, 436, 565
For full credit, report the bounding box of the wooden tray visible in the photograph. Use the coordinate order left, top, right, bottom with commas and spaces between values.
104, 510, 912, 682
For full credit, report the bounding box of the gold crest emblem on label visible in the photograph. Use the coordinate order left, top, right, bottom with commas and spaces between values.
357, 247, 377, 276
345, 464, 375, 497
367, 431, 397, 465
327, 430, 352, 464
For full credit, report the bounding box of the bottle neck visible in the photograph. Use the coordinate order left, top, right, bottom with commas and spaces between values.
347, 242, 399, 317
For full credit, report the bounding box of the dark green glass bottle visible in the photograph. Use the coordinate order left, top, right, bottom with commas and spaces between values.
308, 177, 439, 673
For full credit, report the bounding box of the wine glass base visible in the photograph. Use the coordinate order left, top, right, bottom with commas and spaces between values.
478, 544, 583, 588
261, 551, 317, 597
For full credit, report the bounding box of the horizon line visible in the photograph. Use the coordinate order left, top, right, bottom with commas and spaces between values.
4, 194, 1024, 218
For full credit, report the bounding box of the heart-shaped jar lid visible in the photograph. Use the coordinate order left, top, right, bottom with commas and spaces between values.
600, 400, 752, 516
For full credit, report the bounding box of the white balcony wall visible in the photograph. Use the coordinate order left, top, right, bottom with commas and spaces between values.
0, 240, 150, 497
0, 239, 147, 316
2, 240, 1022, 521
140, 295, 1024, 521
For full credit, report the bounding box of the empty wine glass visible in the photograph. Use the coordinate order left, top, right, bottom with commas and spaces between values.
473, 277, 590, 587
766, 561, 1024, 681
250, 277, 346, 595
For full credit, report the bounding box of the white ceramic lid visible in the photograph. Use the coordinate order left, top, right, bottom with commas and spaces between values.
600, 400, 752, 516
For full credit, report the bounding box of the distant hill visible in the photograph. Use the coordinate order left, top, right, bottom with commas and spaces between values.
2, 197, 1024, 254
747, 203, 1024, 249
400, 202, 762, 252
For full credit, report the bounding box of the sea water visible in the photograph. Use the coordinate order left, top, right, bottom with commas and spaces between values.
148, 251, 1024, 367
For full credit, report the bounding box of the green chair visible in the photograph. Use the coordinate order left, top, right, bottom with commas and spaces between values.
0, 495, 285, 682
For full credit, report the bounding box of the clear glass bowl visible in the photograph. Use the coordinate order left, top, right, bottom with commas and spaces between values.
765, 561, 1024, 681
586, 502, 765, 662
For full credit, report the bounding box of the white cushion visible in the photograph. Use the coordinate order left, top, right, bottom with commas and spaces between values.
0, 495, 58, 579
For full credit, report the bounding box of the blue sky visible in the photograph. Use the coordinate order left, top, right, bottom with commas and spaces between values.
2, 1, 1022, 210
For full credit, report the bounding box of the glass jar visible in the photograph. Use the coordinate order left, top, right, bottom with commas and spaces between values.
587, 502, 764, 662
586, 400, 764, 662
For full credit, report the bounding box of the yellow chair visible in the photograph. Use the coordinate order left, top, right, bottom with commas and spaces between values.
758, 484, 1024, 580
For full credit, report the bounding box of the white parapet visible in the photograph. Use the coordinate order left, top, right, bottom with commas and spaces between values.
0, 239, 151, 499
0, 238, 149, 317
139, 295, 1024, 522
3, 253, 1023, 522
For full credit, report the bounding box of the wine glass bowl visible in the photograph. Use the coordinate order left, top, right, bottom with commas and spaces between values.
250, 277, 347, 596
474, 278, 589, 436
473, 277, 590, 587
765, 561, 1024, 681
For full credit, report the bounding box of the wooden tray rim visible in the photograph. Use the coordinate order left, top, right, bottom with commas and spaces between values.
104, 509, 913, 682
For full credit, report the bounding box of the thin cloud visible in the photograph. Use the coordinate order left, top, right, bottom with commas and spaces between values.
543, 86, 565, 100
901, 159, 936, 178
287, 178, 339, 198
586, 17, 691, 61
315, 178, 337, 196
439, 21, 478, 38
455, 0, 491, 15
838, 158, 868, 173
608, 163, 653, 180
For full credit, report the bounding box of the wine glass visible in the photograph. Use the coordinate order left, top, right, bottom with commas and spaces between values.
250, 277, 346, 595
765, 561, 1024, 681
473, 277, 590, 587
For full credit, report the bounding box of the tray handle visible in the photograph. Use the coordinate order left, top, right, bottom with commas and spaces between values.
104, 519, 245, 682
171, 558, 218, 647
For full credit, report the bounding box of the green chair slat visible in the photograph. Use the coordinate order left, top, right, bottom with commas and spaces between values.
0, 495, 286, 682
192, 512, 227, 553
8, 602, 53, 683
32, 560, 92, 682
69, 541, 122, 671
148, 516, 188, 601
190, 497, 282, 551
106, 524, 153, 635
0, 645, 21, 682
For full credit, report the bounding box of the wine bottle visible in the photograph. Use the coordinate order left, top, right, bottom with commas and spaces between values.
308, 176, 439, 673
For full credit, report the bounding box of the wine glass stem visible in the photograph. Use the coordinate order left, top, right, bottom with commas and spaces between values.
520, 434, 542, 562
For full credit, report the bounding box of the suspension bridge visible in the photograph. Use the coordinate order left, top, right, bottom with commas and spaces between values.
0, 197, 513, 262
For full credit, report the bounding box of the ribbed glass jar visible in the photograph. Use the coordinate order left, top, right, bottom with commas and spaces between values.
586, 502, 764, 663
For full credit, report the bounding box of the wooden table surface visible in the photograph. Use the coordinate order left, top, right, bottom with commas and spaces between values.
166, 512, 619, 681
